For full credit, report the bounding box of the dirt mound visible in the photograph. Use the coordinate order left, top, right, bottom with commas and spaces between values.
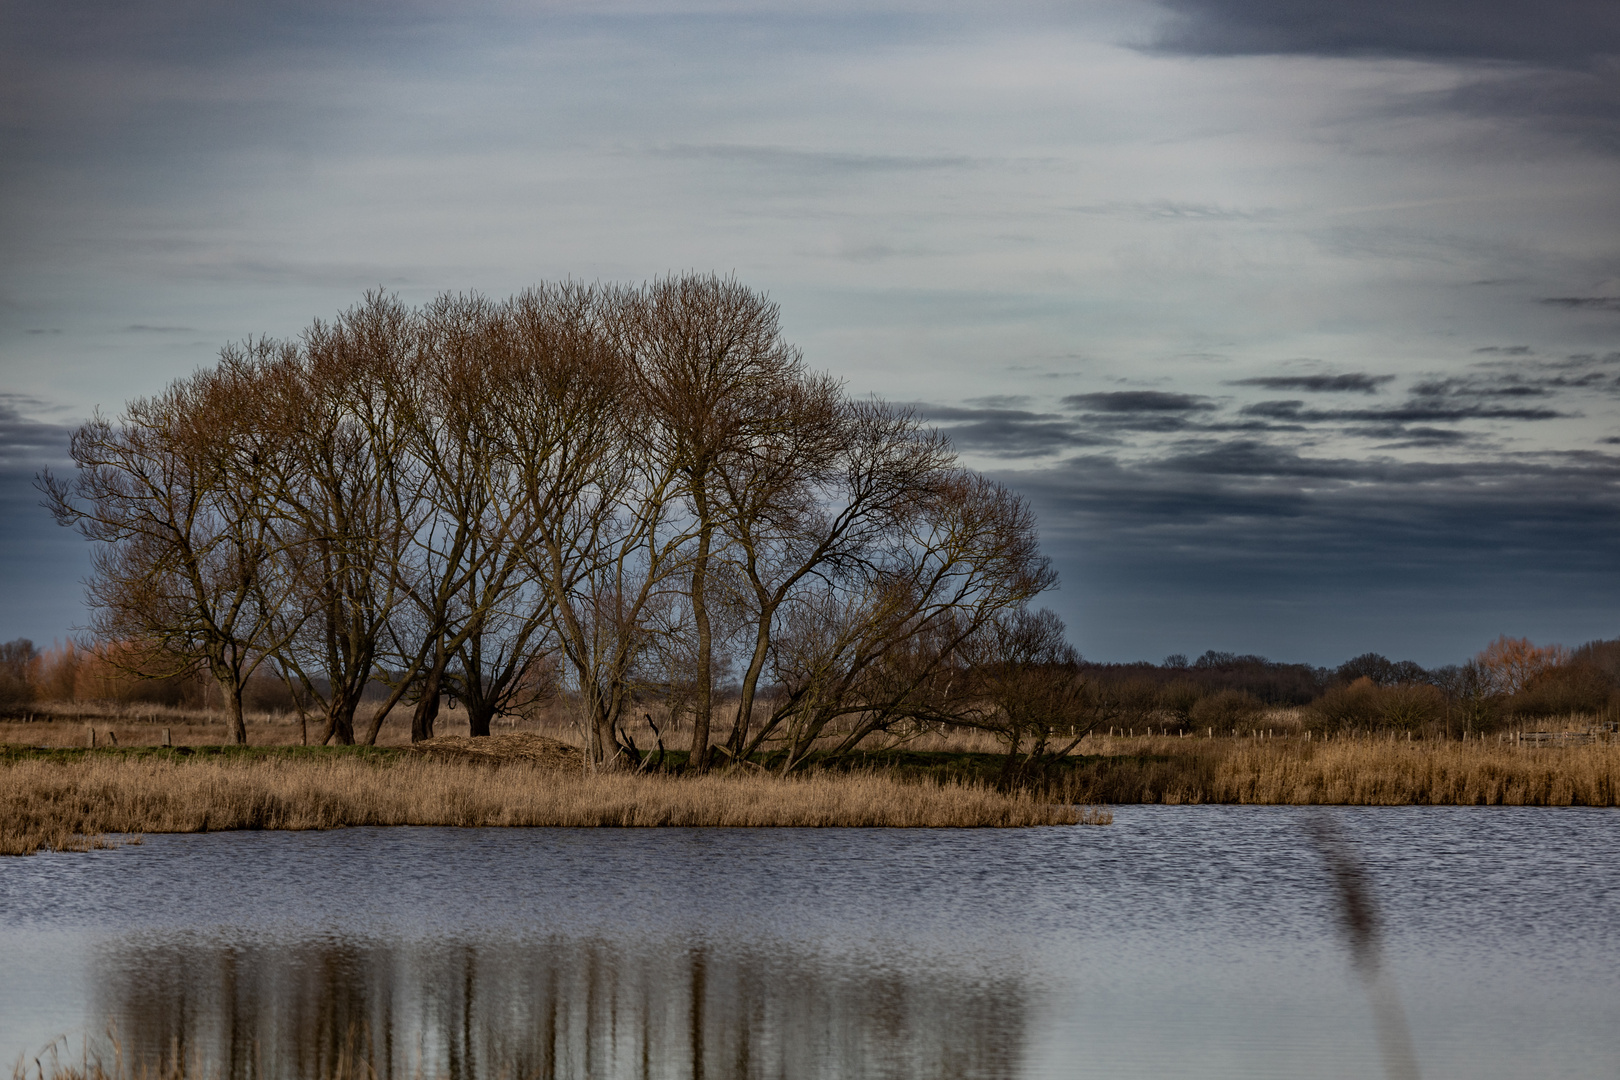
406, 732, 583, 770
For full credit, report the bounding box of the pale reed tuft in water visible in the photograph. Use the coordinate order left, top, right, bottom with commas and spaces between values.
0, 755, 1099, 855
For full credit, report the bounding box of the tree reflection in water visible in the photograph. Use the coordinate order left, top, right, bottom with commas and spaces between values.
92, 935, 1027, 1080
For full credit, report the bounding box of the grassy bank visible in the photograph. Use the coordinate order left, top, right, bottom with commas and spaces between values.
831, 735, 1620, 807
7, 724, 1613, 858
0, 749, 1092, 855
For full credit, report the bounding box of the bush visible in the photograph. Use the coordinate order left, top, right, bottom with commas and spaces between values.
1190, 689, 1264, 729
1306, 677, 1382, 732
1309, 678, 1458, 733
1377, 683, 1446, 730
1506, 662, 1618, 719
0, 639, 37, 713
1157, 680, 1202, 722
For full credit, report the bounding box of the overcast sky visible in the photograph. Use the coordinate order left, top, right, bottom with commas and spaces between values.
2, 0, 1617, 666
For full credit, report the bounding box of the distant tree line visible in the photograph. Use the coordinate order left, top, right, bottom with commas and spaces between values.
34, 277, 1066, 770
7, 625, 1613, 750
8, 617, 1616, 775
1073, 636, 1620, 735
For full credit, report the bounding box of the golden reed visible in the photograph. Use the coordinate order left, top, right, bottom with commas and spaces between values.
1058, 735, 1620, 806
0, 755, 1095, 855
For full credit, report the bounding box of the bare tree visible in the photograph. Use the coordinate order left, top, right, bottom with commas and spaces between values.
40, 346, 304, 743
257, 294, 427, 745
446, 602, 558, 736
959, 607, 1093, 787
384, 293, 566, 741
629, 274, 811, 771
500, 283, 687, 768
714, 397, 943, 762
740, 470, 1057, 771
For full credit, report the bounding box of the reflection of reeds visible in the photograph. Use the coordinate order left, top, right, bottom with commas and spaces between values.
1053, 736, 1620, 805
0, 756, 1097, 854
1306, 815, 1421, 1080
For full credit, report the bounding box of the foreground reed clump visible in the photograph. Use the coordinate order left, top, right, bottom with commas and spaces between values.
0, 752, 1094, 855
1053, 735, 1620, 806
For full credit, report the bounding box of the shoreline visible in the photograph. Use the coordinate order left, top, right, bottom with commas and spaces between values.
5, 731, 1616, 857
0, 747, 1095, 855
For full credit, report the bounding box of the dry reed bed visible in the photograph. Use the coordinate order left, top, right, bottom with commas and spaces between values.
1064, 736, 1620, 805
0, 755, 1091, 855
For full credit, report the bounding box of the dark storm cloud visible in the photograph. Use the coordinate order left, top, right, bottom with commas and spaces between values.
1229, 373, 1394, 394
1456, 354, 1620, 396
1407, 378, 1550, 399
1240, 398, 1567, 423
0, 0, 442, 65
1148, 0, 1620, 153
988, 427, 1620, 662
1148, 0, 1620, 68
916, 395, 1313, 455
1008, 439, 1620, 595
1447, 68, 1620, 152
1541, 296, 1620, 312
1061, 391, 1216, 413
1469, 350, 1620, 382
1354, 425, 1480, 448
909, 403, 1115, 457
0, 399, 88, 642
0, 396, 74, 470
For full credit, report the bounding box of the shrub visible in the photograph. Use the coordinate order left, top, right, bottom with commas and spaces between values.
1305, 677, 1382, 732
1190, 689, 1264, 728
1112, 678, 1163, 723
1506, 662, 1618, 719
1310, 678, 1464, 733
0, 638, 36, 712
1158, 680, 1202, 722
1377, 683, 1446, 730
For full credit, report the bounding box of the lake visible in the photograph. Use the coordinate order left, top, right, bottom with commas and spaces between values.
1, 806, 1616, 1079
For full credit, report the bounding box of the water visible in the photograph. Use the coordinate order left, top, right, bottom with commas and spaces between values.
1, 807, 1617, 1079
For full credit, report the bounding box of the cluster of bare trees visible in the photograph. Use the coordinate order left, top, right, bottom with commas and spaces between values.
43, 276, 1064, 769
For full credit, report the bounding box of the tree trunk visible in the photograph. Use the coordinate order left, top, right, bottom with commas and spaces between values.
412, 642, 445, 743
726, 618, 772, 759
225, 681, 248, 746
586, 688, 626, 771
360, 634, 438, 745
329, 692, 359, 745
688, 499, 714, 772
468, 701, 496, 738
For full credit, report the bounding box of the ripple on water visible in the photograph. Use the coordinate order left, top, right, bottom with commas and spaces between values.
0, 806, 1616, 1079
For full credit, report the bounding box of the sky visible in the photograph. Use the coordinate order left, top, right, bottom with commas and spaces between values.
2, 0, 1617, 667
